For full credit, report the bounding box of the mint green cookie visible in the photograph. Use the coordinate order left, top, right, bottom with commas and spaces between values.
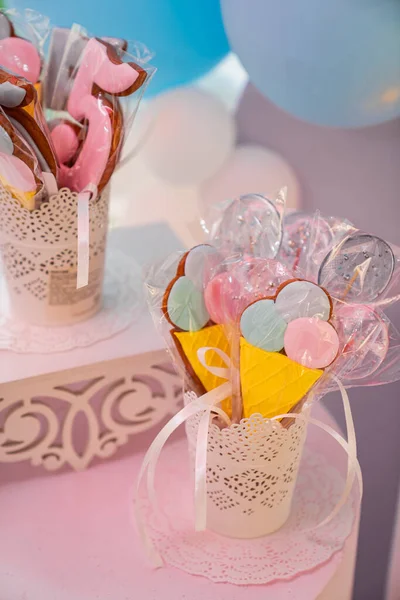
167, 276, 210, 331
240, 299, 287, 352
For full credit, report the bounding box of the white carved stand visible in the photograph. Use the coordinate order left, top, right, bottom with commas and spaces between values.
0, 352, 181, 471
0, 224, 184, 472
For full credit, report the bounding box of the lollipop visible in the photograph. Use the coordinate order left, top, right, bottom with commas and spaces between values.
318, 233, 395, 303
204, 257, 292, 324
211, 193, 283, 258
204, 270, 241, 324
279, 212, 333, 274
331, 303, 389, 380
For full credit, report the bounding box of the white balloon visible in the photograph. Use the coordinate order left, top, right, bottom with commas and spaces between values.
140, 88, 236, 185
110, 153, 205, 248
200, 144, 301, 228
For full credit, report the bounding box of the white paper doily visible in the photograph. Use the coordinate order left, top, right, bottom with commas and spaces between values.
136, 440, 358, 586
0, 248, 142, 353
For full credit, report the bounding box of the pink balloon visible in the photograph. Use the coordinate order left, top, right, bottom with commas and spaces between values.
284, 317, 339, 369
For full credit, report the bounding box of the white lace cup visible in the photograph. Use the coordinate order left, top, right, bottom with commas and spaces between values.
185, 392, 310, 539
0, 186, 110, 326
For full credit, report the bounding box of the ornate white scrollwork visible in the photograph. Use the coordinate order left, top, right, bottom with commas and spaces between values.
0, 353, 181, 471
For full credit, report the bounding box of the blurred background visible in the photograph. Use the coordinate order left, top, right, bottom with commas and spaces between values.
5, 1, 400, 598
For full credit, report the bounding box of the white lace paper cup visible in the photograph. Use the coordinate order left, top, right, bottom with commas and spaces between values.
185, 392, 310, 539
0, 186, 109, 326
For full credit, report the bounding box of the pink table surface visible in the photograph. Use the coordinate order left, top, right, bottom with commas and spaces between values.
0, 404, 360, 600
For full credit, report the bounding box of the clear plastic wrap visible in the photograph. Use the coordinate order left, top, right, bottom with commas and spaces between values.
45, 26, 155, 193
144, 246, 226, 398
278, 210, 354, 280
210, 191, 286, 258
0, 11, 155, 209
0, 10, 58, 210
0, 8, 50, 86
145, 193, 400, 428
0, 10, 156, 324
0, 105, 45, 210
2, 72, 59, 181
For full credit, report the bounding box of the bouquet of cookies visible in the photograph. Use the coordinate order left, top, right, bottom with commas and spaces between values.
140, 192, 400, 546
0, 9, 154, 207
0, 9, 155, 325
146, 192, 400, 427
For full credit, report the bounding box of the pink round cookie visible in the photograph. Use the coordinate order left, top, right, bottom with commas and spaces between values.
284, 317, 339, 369
0, 37, 41, 84
204, 271, 242, 324
205, 257, 292, 325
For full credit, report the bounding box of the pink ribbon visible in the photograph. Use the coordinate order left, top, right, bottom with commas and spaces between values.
135, 349, 362, 566
77, 184, 97, 289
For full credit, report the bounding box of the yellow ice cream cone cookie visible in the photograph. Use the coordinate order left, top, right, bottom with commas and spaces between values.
173, 324, 230, 395
163, 245, 232, 412
239, 281, 340, 420
240, 337, 322, 419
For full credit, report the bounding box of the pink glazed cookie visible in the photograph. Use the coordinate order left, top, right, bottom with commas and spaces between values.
284, 317, 339, 369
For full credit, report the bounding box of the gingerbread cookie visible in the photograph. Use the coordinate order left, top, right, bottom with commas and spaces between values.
162, 244, 232, 402
238, 279, 339, 422
55, 37, 147, 193
0, 68, 59, 179
0, 12, 41, 83
0, 108, 44, 209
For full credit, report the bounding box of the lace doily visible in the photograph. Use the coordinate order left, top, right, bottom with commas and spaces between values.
136, 439, 357, 585
0, 248, 142, 353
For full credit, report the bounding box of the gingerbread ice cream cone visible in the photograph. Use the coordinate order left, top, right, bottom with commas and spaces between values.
240, 337, 323, 419
162, 245, 232, 406
239, 280, 339, 421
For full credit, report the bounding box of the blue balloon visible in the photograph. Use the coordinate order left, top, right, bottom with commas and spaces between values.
221, 0, 400, 128
10, 0, 230, 95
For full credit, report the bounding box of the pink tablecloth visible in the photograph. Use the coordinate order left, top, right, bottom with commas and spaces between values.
0, 404, 359, 600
